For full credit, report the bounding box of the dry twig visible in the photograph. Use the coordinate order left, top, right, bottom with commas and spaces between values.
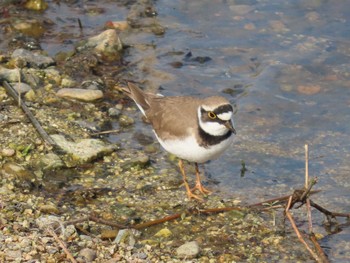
47, 227, 77, 263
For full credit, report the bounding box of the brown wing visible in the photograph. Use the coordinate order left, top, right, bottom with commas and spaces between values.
146, 96, 201, 140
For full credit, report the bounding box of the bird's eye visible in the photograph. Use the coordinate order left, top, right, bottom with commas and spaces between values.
208, 111, 217, 119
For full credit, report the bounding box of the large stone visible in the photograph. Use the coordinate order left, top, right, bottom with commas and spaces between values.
51, 134, 116, 164
87, 29, 123, 56
56, 88, 103, 102
11, 48, 55, 68
176, 241, 200, 259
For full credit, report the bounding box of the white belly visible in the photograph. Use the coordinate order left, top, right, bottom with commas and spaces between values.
155, 133, 233, 163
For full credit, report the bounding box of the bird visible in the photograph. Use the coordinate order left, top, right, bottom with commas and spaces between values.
121, 82, 236, 200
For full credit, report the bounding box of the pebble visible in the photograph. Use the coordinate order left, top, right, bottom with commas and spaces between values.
108, 107, 121, 117
11, 48, 55, 68
118, 114, 135, 127
39, 204, 60, 214
61, 78, 76, 88
154, 228, 172, 238
11, 82, 32, 94
56, 88, 103, 102
229, 5, 254, 15
105, 20, 129, 31
176, 241, 200, 259
6, 250, 22, 260
36, 153, 64, 170
297, 84, 321, 95
79, 248, 97, 262
2, 148, 15, 157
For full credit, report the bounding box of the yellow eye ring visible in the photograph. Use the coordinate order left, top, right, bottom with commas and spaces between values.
208, 111, 216, 119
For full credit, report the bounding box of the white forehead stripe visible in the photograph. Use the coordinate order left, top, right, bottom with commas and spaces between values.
201, 105, 216, 111
217, 112, 232, 121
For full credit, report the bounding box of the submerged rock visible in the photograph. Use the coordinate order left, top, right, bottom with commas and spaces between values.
51, 134, 116, 164
56, 88, 103, 102
11, 48, 55, 68
86, 29, 123, 59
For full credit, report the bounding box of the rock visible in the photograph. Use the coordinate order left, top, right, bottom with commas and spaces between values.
1, 148, 15, 157
121, 154, 150, 170
51, 134, 116, 164
229, 5, 254, 15
5, 250, 22, 260
87, 29, 123, 57
114, 229, 141, 247
176, 241, 200, 259
101, 229, 119, 239
11, 82, 32, 94
56, 88, 103, 102
154, 228, 172, 238
61, 78, 76, 88
108, 107, 121, 117
3, 163, 34, 182
36, 153, 64, 170
39, 204, 60, 214
118, 114, 134, 127
63, 225, 77, 240
25, 0, 48, 11
24, 89, 37, 101
11, 48, 55, 68
105, 20, 129, 31
79, 248, 97, 262
36, 215, 63, 230
0, 67, 22, 82
297, 84, 321, 95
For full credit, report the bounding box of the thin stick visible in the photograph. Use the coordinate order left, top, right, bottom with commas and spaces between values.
306, 199, 313, 234
305, 144, 309, 188
3, 81, 59, 149
16, 67, 21, 107
90, 129, 120, 136
310, 200, 350, 218
310, 233, 330, 263
47, 227, 78, 263
285, 196, 321, 262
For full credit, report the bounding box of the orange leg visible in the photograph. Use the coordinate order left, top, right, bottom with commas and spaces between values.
178, 159, 203, 201
191, 163, 212, 195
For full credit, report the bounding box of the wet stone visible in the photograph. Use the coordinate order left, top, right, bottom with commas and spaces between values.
35, 153, 64, 170
51, 134, 117, 164
0, 67, 21, 83
119, 114, 135, 127
38, 204, 60, 215
108, 107, 121, 117
1, 148, 15, 157
56, 88, 103, 102
11, 82, 32, 94
11, 48, 55, 68
86, 29, 123, 57
79, 248, 97, 262
176, 241, 200, 259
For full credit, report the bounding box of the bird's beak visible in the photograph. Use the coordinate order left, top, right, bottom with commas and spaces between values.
225, 121, 236, 134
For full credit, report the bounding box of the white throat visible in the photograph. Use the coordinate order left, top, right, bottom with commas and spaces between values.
197, 107, 231, 136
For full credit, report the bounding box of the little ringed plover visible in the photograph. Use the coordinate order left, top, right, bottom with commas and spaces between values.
122, 82, 236, 200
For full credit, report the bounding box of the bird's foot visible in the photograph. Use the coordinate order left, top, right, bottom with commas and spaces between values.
185, 188, 204, 201
191, 182, 212, 195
